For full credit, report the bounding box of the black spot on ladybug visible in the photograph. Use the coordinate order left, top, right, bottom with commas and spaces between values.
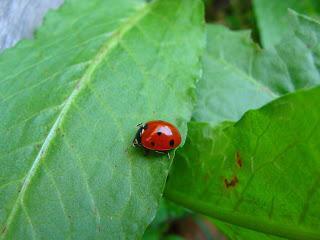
151, 142, 155, 147
169, 139, 174, 147
157, 132, 162, 136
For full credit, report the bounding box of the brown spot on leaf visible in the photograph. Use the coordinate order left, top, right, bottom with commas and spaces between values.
236, 152, 242, 168
224, 176, 238, 188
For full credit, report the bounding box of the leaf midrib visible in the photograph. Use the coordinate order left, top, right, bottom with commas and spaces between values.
1, 1, 156, 237
165, 189, 320, 240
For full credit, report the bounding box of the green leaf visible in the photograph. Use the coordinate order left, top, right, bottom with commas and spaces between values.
166, 10, 320, 240
160, 12, 320, 236
166, 87, 320, 240
147, 199, 188, 227
142, 199, 188, 240
193, 12, 320, 124
192, 25, 275, 124
253, 0, 320, 48
211, 218, 284, 240
0, 0, 204, 239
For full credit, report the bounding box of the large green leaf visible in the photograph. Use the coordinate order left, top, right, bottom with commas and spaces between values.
166, 11, 320, 240
193, 12, 320, 124
253, 0, 320, 48
0, 0, 204, 239
192, 25, 275, 124
166, 87, 320, 240
211, 218, 284, 240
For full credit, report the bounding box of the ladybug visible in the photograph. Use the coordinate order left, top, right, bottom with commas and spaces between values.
133, 120, 182, 158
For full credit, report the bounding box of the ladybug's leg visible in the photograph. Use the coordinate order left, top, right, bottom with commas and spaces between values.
132, 137, 141, 147
155, 151, 171, 159
133, 126, 143, 147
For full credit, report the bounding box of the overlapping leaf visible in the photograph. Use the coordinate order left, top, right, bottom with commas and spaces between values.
253, 0, 320, 48
193, 11, 320, 124
166, 11, 320, 240
166, 88, 320, 240
0, 0, 204, 239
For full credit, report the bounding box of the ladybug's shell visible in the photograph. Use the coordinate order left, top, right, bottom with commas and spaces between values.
140, 120, 181, 151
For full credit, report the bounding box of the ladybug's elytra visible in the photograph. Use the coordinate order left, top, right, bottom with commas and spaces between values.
133, 120, 182, 157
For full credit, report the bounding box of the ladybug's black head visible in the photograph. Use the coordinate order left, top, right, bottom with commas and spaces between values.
133, 123, 149, 146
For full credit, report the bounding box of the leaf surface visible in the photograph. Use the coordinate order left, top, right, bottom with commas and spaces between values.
166, 12, 320, 240
166, 87, 320, 240
0, 0, 204, 239
193, 12, 320, 124
192, 25, 275, 124
253, 0, 320, 48
211, 218, 284, 240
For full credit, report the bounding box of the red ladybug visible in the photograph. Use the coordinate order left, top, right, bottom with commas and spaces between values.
133, 120, 182, 158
